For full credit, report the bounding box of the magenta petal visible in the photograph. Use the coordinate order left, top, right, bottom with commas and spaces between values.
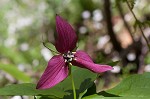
72, 51, 113, 73
36, 55, 68, 89
55, 15, 77, 53
74, 50, 93, 63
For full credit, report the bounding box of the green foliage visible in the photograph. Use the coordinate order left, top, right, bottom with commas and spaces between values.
141, 21, 150, 27
43, 42, 58, 55
126, 0, 136, 10
134, 20, 150, 32
119, 0, 136, 10
0, 0, 150, 99
0, 63, 31, 82
0, 83, 66, 98
79, 0, 97, 12
0, 67, 97, 98
83, 73, 150, 99
145, 53, 150, 64
0, 46, 26, 64
58, 67, 97, 99
134, 20, 150, 29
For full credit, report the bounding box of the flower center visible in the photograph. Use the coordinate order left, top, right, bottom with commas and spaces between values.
63, 51, 75, 63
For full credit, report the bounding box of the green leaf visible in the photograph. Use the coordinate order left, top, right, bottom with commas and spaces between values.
60, 67, 97, 99
43, 42, 58, 55
107, 72, 150, 97
83, 72, 150, 99
39, 96, 60, 99
58, 67, 97, 91
0, 63, 31, 82
60, 67, 97, 98
78, 89, 87, 99
0, 67, 97, 98
82, 83, 96, 97
0, 83, 67, 98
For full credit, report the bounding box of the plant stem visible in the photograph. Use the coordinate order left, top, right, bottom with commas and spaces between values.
69, 64, 76, 99
126, 0, 150, 50
70, 71, 76, 99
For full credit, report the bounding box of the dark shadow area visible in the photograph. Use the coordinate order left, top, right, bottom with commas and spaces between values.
98, 91, 120, 97
63, 78, 93, 99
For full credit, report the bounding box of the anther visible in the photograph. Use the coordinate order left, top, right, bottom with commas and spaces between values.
63, 51, 75, 63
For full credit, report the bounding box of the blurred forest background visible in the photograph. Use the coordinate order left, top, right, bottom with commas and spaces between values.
0, 0, 150, 99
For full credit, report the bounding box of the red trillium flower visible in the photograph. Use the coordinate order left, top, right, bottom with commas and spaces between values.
36, 15, 113, 89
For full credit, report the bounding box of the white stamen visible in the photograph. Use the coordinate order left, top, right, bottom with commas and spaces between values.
63, 51, 75, 63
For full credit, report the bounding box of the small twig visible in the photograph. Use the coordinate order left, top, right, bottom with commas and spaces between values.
126, 0, 150, 51
116, 1, 135, 42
